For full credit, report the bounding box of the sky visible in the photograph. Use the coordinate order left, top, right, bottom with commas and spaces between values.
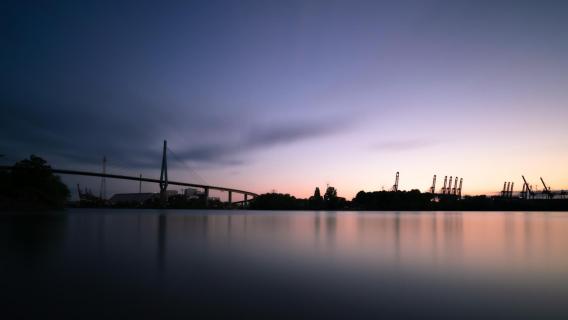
1, 0, 568, 200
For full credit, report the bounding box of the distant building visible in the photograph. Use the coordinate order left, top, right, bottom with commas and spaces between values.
184, 188, 204, 199
184, 188, 198, 197
165, 190, 178, 197
109, 193, 156, 205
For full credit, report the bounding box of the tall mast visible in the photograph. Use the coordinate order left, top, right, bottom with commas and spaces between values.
100, 156, 106, 200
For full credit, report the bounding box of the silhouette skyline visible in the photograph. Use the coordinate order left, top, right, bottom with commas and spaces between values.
1, 1, 568, 199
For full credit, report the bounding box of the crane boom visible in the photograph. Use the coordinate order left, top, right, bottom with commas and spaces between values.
521, 175, 535, 197
540, 177, 550, 192
540, 177, 553, 199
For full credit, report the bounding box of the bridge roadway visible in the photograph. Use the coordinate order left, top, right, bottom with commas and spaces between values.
0, 166, 258, 198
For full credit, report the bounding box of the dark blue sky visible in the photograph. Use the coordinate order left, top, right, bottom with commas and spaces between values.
2, 0, 568, 197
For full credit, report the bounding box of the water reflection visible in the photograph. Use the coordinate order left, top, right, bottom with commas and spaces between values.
6, 210, 565, 276
157, 212, 166, 272
2, 210, 568, 319
0, 213, 67, 268
77, 210, 568, 275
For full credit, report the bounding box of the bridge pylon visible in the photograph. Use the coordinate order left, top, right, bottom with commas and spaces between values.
159, 140, 168, 205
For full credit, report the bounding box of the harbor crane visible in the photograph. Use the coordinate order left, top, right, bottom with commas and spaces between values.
540, 177, 553, 199
430, 175, 436, 194
392, 172, 400, 192
521, 175, 535, 199
441, 176, 448, 194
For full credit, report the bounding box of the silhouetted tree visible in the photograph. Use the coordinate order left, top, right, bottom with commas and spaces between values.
309, 187, 324, 209
352, 189, 432, 210
250, 193, 308, 210
324, 186, 337, 201
0, 155, 70, 210
314, 187, 322, 198
323, 186, 346, 209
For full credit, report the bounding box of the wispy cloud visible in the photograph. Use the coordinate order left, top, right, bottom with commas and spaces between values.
176, 119, 351, 164
1, 97, 354, 169
372, 138, 439, 152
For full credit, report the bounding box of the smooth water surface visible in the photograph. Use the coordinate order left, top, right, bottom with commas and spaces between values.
2, 209, 568, 319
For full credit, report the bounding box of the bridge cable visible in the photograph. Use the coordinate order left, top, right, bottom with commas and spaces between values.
166, 147, 209, 186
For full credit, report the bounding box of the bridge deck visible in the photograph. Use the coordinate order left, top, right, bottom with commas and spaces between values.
0, 166, 258, 197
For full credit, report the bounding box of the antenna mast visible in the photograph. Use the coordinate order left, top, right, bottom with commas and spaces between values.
100, 156, 106, 200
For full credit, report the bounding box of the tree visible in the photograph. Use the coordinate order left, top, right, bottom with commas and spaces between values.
314, 187, 321, 198
351, 189, 432, 210
249, 193, 306, 210
0, 155, 70, 210
323, 186, 339, 209
324, 186, 337, 202
309, 187, 324, 209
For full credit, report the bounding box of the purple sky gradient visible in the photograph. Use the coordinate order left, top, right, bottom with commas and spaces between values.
1, 0, 567, 199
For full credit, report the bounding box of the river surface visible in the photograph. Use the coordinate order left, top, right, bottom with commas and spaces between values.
1, 209, 568, 319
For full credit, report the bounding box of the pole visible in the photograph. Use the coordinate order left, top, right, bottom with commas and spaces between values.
204, 187, 209, 207
100, 156, 107, 200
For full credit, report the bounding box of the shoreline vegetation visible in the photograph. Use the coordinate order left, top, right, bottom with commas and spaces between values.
247, 191, 568, 211
0, 156, 69, 211
1, 156, 568, 212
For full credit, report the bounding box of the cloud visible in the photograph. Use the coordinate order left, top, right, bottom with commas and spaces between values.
372, 138, 438, 151
175, 119, 350, 163
0, 101, 162, 168
0, 94, 354, 170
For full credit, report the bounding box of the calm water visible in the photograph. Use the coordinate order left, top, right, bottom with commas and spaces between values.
2, 209, 568, 319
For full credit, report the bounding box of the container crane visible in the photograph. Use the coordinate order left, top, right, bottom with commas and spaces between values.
452, 176, 459, 195
509, 182, 514, 198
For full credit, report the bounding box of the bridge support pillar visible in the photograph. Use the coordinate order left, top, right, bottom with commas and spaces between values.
159, 140, 168, 206
228, 191, 232, 207
204, 187, 209, 207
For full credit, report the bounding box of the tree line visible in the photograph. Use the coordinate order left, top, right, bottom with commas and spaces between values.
249, 188, 568, 211
249, 187, 436, 210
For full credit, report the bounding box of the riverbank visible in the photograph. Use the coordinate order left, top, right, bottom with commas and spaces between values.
66, 198, 568, 211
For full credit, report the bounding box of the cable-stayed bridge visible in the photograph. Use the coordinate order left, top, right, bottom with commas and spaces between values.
0, 140, 257, 206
